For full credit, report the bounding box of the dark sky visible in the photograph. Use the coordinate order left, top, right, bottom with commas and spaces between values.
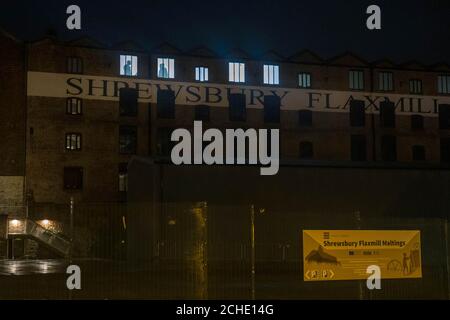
1, 0, 449, 63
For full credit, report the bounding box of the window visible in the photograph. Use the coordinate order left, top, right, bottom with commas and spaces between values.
157, 58, 175, 79
299, 141, 314, 159
65, 133, 82, 151
440, 138, 450, 162
228, 62, 245, 83
351, 135, 367, 161
349, 70, 364, 90
438, 75, 450, 94
228, 93, 246, 121
119, 88, 138, 116
409, 79, 422, 94
194, 105, 210, 122
64, 167, 83, 190
411, 115, 424, 130
119, 126, 137, 154
378, 72, 394, 91
412, 145, 426, 161
118, 163, 128, 193
195, 67, 209, 82
66, 98, 82, 115
380, 101, 396, 128
298, 110, 312, 127
120, 55, 138, 76
381, 135, 397, 161
298, 73, 311, 88
264, 95, 280, 123
263, 64, 280, 85
350, 100, 365, 127
439, 104, 450, 129
156, 127, 174, 157
67, 57, 83, 74
157, 89, 175, 119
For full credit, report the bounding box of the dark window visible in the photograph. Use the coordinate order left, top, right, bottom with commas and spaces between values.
299, 141, 314, 159
349, 70, 364, 90
157, 89, 175, 119
378, 72, 394, 91
194, 105, 210, 122
229, 93, 246, 122
118, 163, 128, 193
156, 127, 174, 157
264, 95, 280, 123
298, 73, 311, 88
380, 101, 396, 128
409, 79, 422, 94
66, 98, 82, 115
411, 115, 424, 130
350, 100, 365, 127
67, 57, 83, 74
351, 135, 367, 161
119, 126, 137, 154
64, 167, 83, 190
119, 88, 138, 116
412, 145, 426, 161
381, 135, 397, 161
439, 104, 450, 129
440, 138, 450, 162
298, 110, 312, 127
438, 75, 450, 94
65, 133, 82, 151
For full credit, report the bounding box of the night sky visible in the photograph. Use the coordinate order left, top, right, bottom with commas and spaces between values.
1, 0, 449, 63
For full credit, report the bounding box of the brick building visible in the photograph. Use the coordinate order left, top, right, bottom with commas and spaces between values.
0, 28, 450, 225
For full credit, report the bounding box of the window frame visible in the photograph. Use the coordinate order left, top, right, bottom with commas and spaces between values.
349, 70, 365, 91
378, 71, 394, 92
65, 132, 82, 151
438, 75, 450, 95
409, 79, 423, 95
195, 66, 209, 82
119, 54, 138, 77
157, 57, 175, 79
63, 167, 84, 190
228, 62, 246, 83
119, 125, 138, 155
298, 72, 312, 89
66, 98, 83, 115
263, 64, 280, 85
66, 56, 83, 74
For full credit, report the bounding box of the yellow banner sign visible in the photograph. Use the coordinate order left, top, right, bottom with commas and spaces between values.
303, 230, 422, 281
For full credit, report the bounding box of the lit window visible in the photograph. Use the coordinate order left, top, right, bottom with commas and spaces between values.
195, 67, 209, 82
229, 62, 245, 83
298, 73, 311, 88
65, 133, 82, 151
378, 72, 394, 91
66, 98, 82, 115
263, 64, 279, 85
349, 70, 364, 90
157, 58, 175, 79
438, 75, 450, 94
120, 55, 138, 76
409, 79, 422, 94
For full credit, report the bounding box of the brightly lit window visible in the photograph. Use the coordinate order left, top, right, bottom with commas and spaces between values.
65, 133, 82, 151
263, 64, 279, 85
157, 58, 175, 79
120, 55, 138, 76
195, 66, 209, 82
229, 62, 245, 83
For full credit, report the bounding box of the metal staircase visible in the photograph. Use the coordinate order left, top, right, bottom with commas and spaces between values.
8, 219, 71, 257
